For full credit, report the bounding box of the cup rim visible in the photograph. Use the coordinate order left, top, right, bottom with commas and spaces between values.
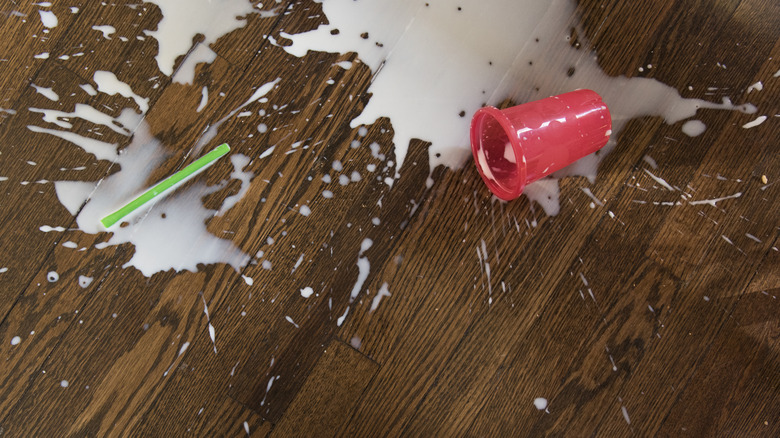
470, 105, 526, 200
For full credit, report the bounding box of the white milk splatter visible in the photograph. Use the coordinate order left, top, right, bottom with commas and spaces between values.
282, 0, 757, 213
336, 306, 350, 326
242, 275, 254, 286
38, 10, 58, 28
172, 44, 217, 85
217, 154, 254, 216
203, 297, 218, 354
197, 86, 209, 112
80, 83, 98, 96
142, 0, 258, 75
742, 115, 767, 129
91, 25, 116, 39
621, 405, 631, 424
370, 282, 391, 312
746, 81, 763, 93
49, 115, 250, 276
60, 380, 69, 388
163, 341, 190, 376
31, 84, 59, 101
11, 336, 21, 346
349, 238, 373, 302
93, 71, 149, 113
644, 169, 676, 191
30, 71, 262, 276
681, 120, 706, 137
29, 104, 132, 135
285, 315, 299, 328
39, 225, 66, 232
300, 286, 314, 298
243, 421, 250, 436
533, 397, 548, 410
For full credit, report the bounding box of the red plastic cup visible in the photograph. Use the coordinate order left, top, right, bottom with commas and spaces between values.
470, 89, 611, 200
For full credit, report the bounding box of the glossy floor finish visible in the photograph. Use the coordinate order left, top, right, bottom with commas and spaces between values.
0, 0, 778, 436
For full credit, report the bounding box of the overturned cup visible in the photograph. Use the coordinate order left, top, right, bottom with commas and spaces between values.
470, 89, 611, 200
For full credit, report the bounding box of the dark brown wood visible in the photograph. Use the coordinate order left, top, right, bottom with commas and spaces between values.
270, 339, 379, 437
0, 0, 777, 436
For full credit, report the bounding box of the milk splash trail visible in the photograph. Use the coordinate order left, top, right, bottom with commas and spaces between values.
282, 0, 757, 214
30, 72, 279, 276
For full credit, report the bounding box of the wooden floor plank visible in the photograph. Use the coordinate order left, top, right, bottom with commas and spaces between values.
0, 61, 122, 319
657, 288, 780, 436
0, 1, 86, 111
271, 339, 379, 437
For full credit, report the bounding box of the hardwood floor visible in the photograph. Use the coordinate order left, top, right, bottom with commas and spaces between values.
0, 0, 777, 436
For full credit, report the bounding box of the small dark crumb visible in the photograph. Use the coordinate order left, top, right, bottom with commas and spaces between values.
161, 213, 167, 219
528, 61, 533, 65
120, 222, 129, 228
330, 29, 339, 35
425, 2, 429, 6
535, 87, 540, 91
435, 153, 441, 158
360, 32, 369, 39
535, 38, 539, 42
375, 42, 384, 47
457, 6, 462, 11
459, 110, 466, 117
488, 61, 493, 66
566, 66, 576, 77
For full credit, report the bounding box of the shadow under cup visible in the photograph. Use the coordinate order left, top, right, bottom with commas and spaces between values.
470, 89, 611, 201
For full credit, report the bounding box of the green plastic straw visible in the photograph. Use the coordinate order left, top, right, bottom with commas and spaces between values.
100, 143, 231, 228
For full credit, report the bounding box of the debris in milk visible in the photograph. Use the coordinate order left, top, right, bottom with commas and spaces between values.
282, 0, 757, 213
47, 271, 59, 282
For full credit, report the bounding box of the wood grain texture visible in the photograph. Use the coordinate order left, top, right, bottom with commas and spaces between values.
0, 0, 778, 436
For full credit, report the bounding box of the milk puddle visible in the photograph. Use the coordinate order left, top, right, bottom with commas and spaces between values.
32, 72, 279, 276
29, 0, 762, 276
282, 0, 757, 213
